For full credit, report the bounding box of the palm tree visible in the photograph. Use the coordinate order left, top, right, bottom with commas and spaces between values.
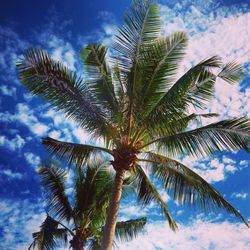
17, 0, 250, 249
28, 160, 146, 250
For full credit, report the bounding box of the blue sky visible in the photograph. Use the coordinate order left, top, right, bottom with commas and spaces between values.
0, 0, 250, 249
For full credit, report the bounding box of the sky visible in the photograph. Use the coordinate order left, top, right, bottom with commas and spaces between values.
0, 0, 250, 249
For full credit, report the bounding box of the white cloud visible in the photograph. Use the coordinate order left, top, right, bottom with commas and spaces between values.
31, 123, 49, 136
158, 189, 171, 203
48, 130, 62, 140
239, 160, 249, 168
24, 152, 41, 168
231, 192, 248, 200
73, 126, 90, 143
48, 36, 76, 70
119, 205, 147, 219
0, 85, 16, 97
23, 92, 34, 102
225, 164, 237, 173
117, 219, 250, 250
0, 103, 51, 137
184, 12, 250, 65
222, 156, 236, 165
97, 10, 116, 23
41, 108, 91, 143
0, 134, 25, 151
0, 199, 46, 250
176, 210, 184, 216
0, 169, 23, 179
0, 25, 29, 84
181, 155, 246, 183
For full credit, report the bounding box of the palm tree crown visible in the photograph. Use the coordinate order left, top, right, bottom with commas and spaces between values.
18, 0, 250, 249
28, 160, 146, 250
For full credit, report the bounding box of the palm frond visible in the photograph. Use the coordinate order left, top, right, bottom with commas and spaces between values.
17, 48, 112, 137
218, 61, 243, 84
113, 0, 160, 72
145, 112, 219, 138
29, 216, 68, 250
145, 56, 221, 122
138, 32, 188, 117
115, 217, 147, 242
135, 165, 178, 231
39, 167, 72, 221
143, 117, 250, 158
144, 152, 249, 227
112, 0, 160, 136
81, 44, 118, 112
74, 162, 113, 226
42, 137, 112, 168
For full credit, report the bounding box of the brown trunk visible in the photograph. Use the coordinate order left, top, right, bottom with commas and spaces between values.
100, 168, 125, 250
70, 235, 85, 250
72, 247, 84, 250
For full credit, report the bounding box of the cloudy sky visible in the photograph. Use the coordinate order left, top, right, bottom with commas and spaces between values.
0, 0, 250, 249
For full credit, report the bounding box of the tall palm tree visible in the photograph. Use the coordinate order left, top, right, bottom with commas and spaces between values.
28, 160, 146, 250
18, 0, 250, 249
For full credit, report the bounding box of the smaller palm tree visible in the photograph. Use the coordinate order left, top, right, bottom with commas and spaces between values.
28, 159, 146, 250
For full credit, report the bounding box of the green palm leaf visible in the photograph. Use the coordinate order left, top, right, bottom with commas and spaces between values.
218, 61, 243, 84
145, 56, 221, 122
28, 216, 68, 250
39, 167, 72, 221
74, 163, 113, 227
138, 32, 188, 117
144, 152, 249, 227
42, 137, 112, 167
115, 217, 147, 242
81, 44, 118, 113
113, 0, 160, 71
146, 112, 219, 138
112, 0, 160, 136
143, 117, 250, 158
17, 48, 112, 137
135, 165, 178, 231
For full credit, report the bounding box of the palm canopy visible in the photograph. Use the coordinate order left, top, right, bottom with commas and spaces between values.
18, 0, 250, 249
28, 159, 146, 250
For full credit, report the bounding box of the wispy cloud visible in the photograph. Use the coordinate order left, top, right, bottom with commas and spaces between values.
0, 85, 16, 98
231, 192, 248, 200
117, 219, 250, 250
0, 169, 23, 179
24, 152, 41, 168
0, 103, 50, 137
0, 199, 45, 250
0, 134, 25, 151
0, 25, 29, 84
180, 154, 247, 183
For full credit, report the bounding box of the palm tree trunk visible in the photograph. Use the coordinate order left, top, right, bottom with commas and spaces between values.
73, 247, 84, 250
70, 236, 85, 250
100, 168, 125, 250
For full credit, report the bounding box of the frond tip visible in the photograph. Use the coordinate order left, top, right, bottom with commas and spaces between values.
145, 152, 250, 228
135, 165, 178, 231
115, 217, 147, 242
39, 166, 72, 221
144, 117, 250, 158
